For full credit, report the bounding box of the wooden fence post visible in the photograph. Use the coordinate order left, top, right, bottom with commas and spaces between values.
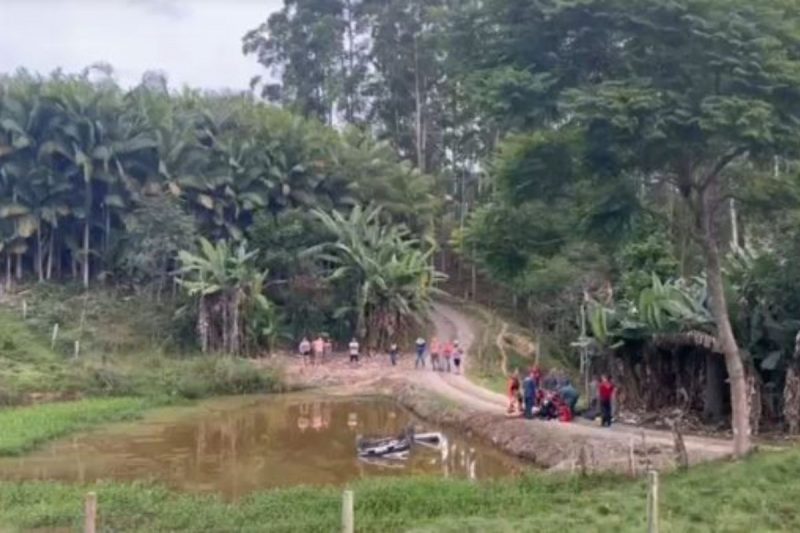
647, 470, 659, 533
51, 323, 59, 350
342, 490, 354, 533
22, 300, 27, 319
628, 437, 637, 478
84, 491, 97, 533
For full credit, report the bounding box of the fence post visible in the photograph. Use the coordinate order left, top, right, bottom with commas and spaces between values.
84, 491, 97, 533
342, 489, 354, 533
628, 437, 637, 478
647, 470, 659, 533
74, 340, 81, 359
51, 323, 59, 350
22, 299, 27, 319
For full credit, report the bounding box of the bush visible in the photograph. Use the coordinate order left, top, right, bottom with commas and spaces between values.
177, 357, 284, 397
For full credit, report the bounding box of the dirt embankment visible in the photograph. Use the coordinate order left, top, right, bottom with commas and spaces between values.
393, 380, 697, 474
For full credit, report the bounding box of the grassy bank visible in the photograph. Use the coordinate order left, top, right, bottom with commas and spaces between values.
0, 397, 155, 456
1, 447, 798, 532
0, 283, 285, 404
0, 285, 285, 454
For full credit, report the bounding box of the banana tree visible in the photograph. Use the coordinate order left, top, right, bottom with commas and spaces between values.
177, 238, 274, 355
311, 205, 445, 348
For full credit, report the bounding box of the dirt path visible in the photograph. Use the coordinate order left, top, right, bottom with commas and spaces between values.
281, 302, 734, 468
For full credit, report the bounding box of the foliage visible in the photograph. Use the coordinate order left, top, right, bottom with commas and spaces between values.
311, 205, 445, 347
617, 227, 680, 301
3, 448, 800, 531
0, 70, 435, 294
727, 245, 800, 372
587, 274, 713, 346
117, 194, 197, 291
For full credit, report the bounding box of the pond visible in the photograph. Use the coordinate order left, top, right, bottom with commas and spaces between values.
0, 394, 526, 499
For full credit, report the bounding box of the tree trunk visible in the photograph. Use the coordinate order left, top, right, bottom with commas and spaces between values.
230, 289, 242, 355
36, 224, 44, 283
700, 180, 751, 457
14, 253, 22, 280
82, 219, 90, 290
413, 33, 425, 172
46, 228, 55, 281
198, 296, 209, 353
5, 254, 11, 291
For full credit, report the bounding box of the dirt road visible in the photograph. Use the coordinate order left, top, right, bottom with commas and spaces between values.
282, 302, 733, 470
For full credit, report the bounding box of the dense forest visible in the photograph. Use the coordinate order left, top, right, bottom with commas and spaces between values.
4, 0, 800, 456
0, 68, 442, 355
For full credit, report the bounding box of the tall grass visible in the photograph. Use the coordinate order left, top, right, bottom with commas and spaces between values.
1, 448, 799, 532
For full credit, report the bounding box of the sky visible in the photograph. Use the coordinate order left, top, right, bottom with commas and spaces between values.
0, 0, 283, 91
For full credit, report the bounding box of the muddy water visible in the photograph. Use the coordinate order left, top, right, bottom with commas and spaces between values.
0, 395, 525, 499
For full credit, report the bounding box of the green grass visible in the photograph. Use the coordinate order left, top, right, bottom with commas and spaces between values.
0, 397, 155, 456
1, 448, 799, 532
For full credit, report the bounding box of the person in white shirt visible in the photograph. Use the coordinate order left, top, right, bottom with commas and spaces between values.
348, 338, 360, 364
298, 337, 311, 366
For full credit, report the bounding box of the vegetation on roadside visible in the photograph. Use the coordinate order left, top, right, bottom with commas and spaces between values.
1, 448, 799, 532
0, 288, 284, 409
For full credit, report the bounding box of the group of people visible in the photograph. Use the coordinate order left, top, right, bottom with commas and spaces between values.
298, 336, 461, 369
298, 335, 334, 366
507, 367, 617, 427
414, 337, 463, 373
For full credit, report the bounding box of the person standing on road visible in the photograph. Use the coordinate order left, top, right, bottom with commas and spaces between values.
415, 337, 427, 369
389, 342, 399, 366
599, 374, 616, 427
453, 341, 462, 374
312, 335, 325, 366
442, 340, 454, 373
430, 337, 441, 371
523, 370, 537, 420
348, 338, 360, 365
323, 336, 333, 361
298, 337, 311, 366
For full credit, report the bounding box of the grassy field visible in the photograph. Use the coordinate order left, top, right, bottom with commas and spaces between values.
0, 397, 155, 456
0, 447, 798, 532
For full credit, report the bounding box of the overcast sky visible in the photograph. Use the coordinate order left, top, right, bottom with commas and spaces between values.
0, 0, 283, 91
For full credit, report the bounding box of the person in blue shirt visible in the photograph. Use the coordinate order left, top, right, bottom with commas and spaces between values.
414, 337, 426, 369
523, 370, 537, 419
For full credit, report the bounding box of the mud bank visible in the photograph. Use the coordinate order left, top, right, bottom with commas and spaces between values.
390, 381, 694, 474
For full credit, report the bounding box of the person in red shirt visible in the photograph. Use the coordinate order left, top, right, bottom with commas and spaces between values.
442, 340, 454, 373
598, 374, 616, 427
532, 365, 542, 387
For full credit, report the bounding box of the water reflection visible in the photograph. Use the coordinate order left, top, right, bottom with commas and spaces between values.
0, 395, 524, 499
